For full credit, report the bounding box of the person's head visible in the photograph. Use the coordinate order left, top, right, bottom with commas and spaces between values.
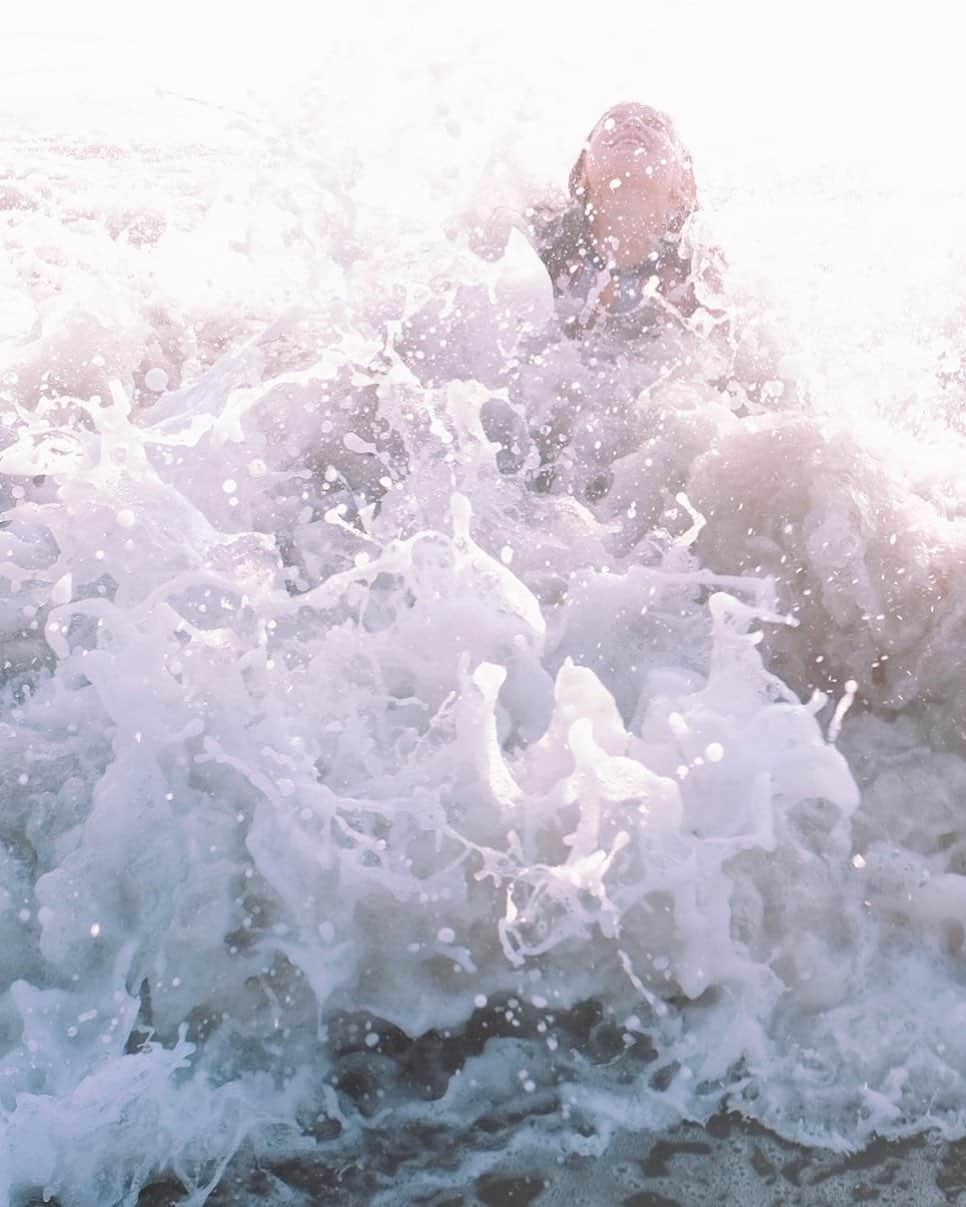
569, 102, 697, 244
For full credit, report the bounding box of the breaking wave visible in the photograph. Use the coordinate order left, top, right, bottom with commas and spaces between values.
2, 12, 966, 1203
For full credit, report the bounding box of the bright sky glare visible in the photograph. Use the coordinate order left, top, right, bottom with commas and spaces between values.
2, 0, 965, 165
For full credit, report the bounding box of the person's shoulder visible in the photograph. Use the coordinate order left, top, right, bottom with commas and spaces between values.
527, 203, 597, 300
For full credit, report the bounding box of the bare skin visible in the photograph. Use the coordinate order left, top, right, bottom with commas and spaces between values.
571, 103, 698, 312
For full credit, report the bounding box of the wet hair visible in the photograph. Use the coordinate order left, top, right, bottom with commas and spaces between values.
528, 204, 596, 296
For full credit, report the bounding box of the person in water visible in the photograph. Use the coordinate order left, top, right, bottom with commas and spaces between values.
531, 102, 716, 337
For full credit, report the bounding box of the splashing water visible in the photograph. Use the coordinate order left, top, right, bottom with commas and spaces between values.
2, 5, 966, 1203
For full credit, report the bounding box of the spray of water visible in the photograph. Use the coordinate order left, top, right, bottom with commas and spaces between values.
2, 6, 966, 1202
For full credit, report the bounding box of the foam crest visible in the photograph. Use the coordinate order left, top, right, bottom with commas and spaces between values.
3, 42, 966, 1202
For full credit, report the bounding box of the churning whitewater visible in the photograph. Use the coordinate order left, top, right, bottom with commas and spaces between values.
2, 13, 966, 1204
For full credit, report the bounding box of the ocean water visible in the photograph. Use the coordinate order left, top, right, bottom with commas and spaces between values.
2, 5, 966, 1203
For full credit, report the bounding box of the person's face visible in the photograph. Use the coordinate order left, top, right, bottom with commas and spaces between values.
582, 104, 688, 236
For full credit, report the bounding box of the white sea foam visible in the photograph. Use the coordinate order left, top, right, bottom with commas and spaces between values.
2, 7, 966, 1203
